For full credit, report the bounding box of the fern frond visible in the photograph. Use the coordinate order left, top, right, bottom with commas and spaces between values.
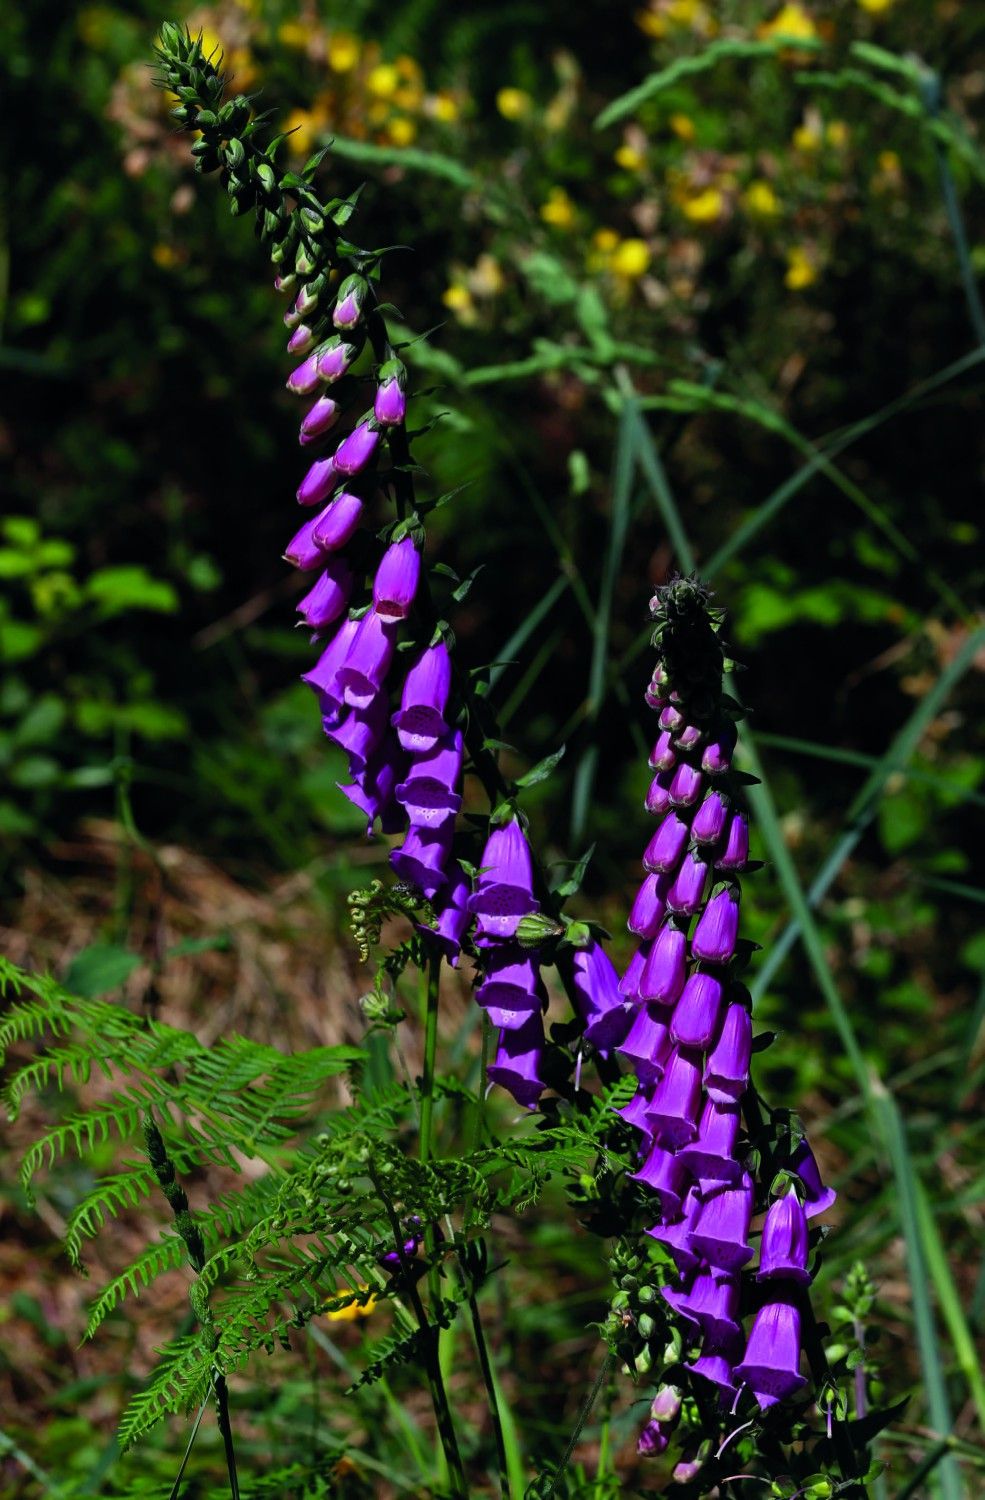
64, 1163, 163, 1266
345, 1293, 467, 1394
83, 1233, 189, 1340
117, 1333, 213, 1452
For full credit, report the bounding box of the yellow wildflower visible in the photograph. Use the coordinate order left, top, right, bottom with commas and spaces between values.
277, 19, 314, 50
325, 1288, 376, 1323
367, 63, 400, 98
152, 243, 179, 269
593, 228, 620, 254
394, 84, 424, 112
387, 116, 417, 147
858, 0, 895, 10
826, 120, 849, 148
877, 150, 900, 173
430, 92, 460, 123
283, 107, 326, 158
785, 245, 817, 290
442, 283, 475, 321
496, 87, 532, 120
669, 113, 696, 142
610, 238, 651, 278
759, 3, 817, 42
615, 144, 646, 172
396, 54, 423, 81
327, 32, 360, 71
680, 186, 724, 224
540, 187, 575, 229
743, 179, 780, 221
792, 122, 821, 152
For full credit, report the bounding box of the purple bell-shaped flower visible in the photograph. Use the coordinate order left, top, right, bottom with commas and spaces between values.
337, 609, 398, 711
317, 338, 359, 384
704, 1000, 752, 1103
687, 1172, 754, 1271
297, 456, 338, 509
394, 729, 463, 828
639, 923, 687, 1006
692, 885, 740, 964
734, 1290, 808, 1405
333, 421, 380, 477
299, 394, 341, 445
570, 939, 631, 1049
467, 819, 539, 941
643, 809, 690, 874
649, 730, 676, 772
373, 536, 421, 622
389, 823, 453, 899
668, 760, 703, 808
757, 1186, 811, 1286
339, 740, 404, 835
677, 1098, 741, 1185
476, 946, 543, 1030
645, 1044, 703, 1148
296, 556, 354, 630
311, 492, 365, 551
670, 970, 724, 1050
420, 861, 471, 965
618, 1004, 671, 1085
392, 642, 452, 754
628, 872, 670, 939
716, 811, 750, 872
325, 694, 389, 775
790, 1137, 838, 1219
691, 790, 729, 846
666, 848, 708, 916
487, 1011, 547, 1110
302, 616, 361, 722
630, 1139, 688, 1220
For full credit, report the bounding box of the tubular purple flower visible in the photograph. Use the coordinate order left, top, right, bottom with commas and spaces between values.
716, 811, 750, 872
646, 1188, 702, 1273
645, 1044, 703, 1148
487, 1010, 547, 1110
692, 789, 730, 845
630, 1139, 688, 1219
291, 275, 326, 321
618, 943, 647, 999
636, 1421, 669, 1457
284, 514, 330, 572
300, 394, 341, 445
373, 536, 421, 621
734, 1291, 808, 1404
667, 848, 708, 916
688, 1335, 740, 1398
790, 1138, 838, 1219
476, 946, 543, 1030
639, 923, 687, 1006
615, 1079, 655, 1138
325, 694, 388, 775
704, 1000, 752, 1104
628, 872, 671, 939
643, 809, 691, 874
333, 272, 368, 330
571, 939, 631, 1049
670, 970, 724, 1050
389, 823, 454, 898
467, 819, 539, 940
339, 743, 403, 835
421, 862, 471, 964
691, 885, 740, 963
658, 703, 684, 733
678, 1099, 741, 1184
296, 556, 354, 630
650, 1385, 682, 1425
618, 1004, 671, 1084
676, 722, 703, 752
317, 338, 359, 384
758, 1186, 811, 1285
688, 1173, 754, 1271
287, 322, 315, 356
337, 609, 398, 711
374, 365, 407, 427
297, 457, 338, 508
392, 641, 452, 753
394, 730, 463, 827
287, 348, 323, 395
645, 770, 672, 817
701, 721, 737, 776
669, 1269, 742, 1346
669, 760, 704, 807
649, 731, 676, 772
302, 616, 361, 722
333, 421, 380, 477
311, 492, 364, 551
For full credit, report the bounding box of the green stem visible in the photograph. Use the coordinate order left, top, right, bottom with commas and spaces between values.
419, 956, 441, 1170
465, 1290, 513, 1497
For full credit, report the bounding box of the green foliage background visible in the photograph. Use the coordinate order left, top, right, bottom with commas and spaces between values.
0, 0, 983, 1494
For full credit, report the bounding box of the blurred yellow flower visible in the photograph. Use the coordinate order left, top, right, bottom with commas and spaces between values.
743, 179, 780, 220
497, 87, 532, 120
442, 282, 475, 320
387, 117, 417, 147
325, 1288, 376, 1323
283, 106, 330, 157
394, 84, 424, 112
636, 0, 715, 35
367, 63, 400, 98
858, 0, 895, 10
792, 122, 821, 152
611, 238, 651, 277
396, 54, 423, 82
540, 187, 575, 229
680, 186, 724, 224
669, 113, 696, 142
152, 243, 179, 269
593, 228, 620, 254
327, 32, 360, 71
785, 245, 817, 289
877, 150, 900, 172
615, 144, 646, 172
759, 3, 818, 42
471, 254, 505, 296
826, 120, 849, 148
430, 92, 460, 123
277, 19, 314, 50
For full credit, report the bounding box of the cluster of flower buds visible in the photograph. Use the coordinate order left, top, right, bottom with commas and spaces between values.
616, 578, 836, 1424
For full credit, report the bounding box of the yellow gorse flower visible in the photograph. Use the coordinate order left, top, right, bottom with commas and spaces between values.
496, 87, 532, 120
858, 0, 895, 11
540, 186, 575, 229
743, 179, 780, 221
367, 63, 400, 98
325, 1287, 377, 1323
610, 238, 651, 278
615, 144, 647, 172
759, 3, 818, 42
679, 186, 724, 224
327, 32, 360, 72
785, 245, 817, 290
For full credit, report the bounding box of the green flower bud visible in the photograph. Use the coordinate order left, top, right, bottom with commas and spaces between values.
515, 912, 565, 947
637, 1312, 657, 1340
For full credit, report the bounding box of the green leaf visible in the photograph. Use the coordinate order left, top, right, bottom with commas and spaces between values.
63, 946, 143, 998
515, 745, 565, 789
85, 566, 179, 617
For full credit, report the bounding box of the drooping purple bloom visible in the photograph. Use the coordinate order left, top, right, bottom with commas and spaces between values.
670, 970, 724, 1050
691, 790, 730, 846
570, 939, 631, 1048
649, 731, 676, 772
688, 1334, 741, 1398
618, 943, 647, 1000
646, 1044, 703, 1148
645, 770, 672, 817
337, 609, 397, 710
333, 273, 368, 330
311, 492, 364, 551
672, 1268, 742, 1346
296, 556, 354, 630
636, 1421, 669, 1457
300, 394, 341, 444
666, 847, 708, 916
628, 872, 670, 939
618, 1004, 671, 1084
701, 721, 737, 776
735, 1291, 808, 1404
716, 811, 750, 872
615, 1079, 655, 1138
658, 703, 684, 733
678, 1098, 741, 1184
339, 741, 404, 835
705, 1000, 752, 1104
333, 421, 380, 477
394, 730, 463, 828
284, 514, 329, 572
325, 694, 388, 775
639, 923, 687, 1006
373, 536, 420, 621
289, 275, 326, 322
669, 760, 703, 808
758, 1186, 811, 1285
287, 322, 315, 357
676, 722, 703, 752
390, 823, 454, 899
420, 861, 471, 965
467, 819, 539, 941
475, 946, 543, 1030
374, 367, 407, 427
691, 885, 740, 963
487, 1010, 547, 1110
392, 642, 452, 754
630, 1139, 688, 1219
297, 456, 338, 508
287, 348, 323, 395
646, 1187, 701, 1274
317, 338, 359, 384
302, 616, 361, 722
643, 809, 690, 874
688, 1173, 754, 1271
790, 1138, 838, 1219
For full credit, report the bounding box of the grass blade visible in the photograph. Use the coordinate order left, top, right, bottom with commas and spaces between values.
490, 576, 569, 690
914, 1178, 985, 1433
